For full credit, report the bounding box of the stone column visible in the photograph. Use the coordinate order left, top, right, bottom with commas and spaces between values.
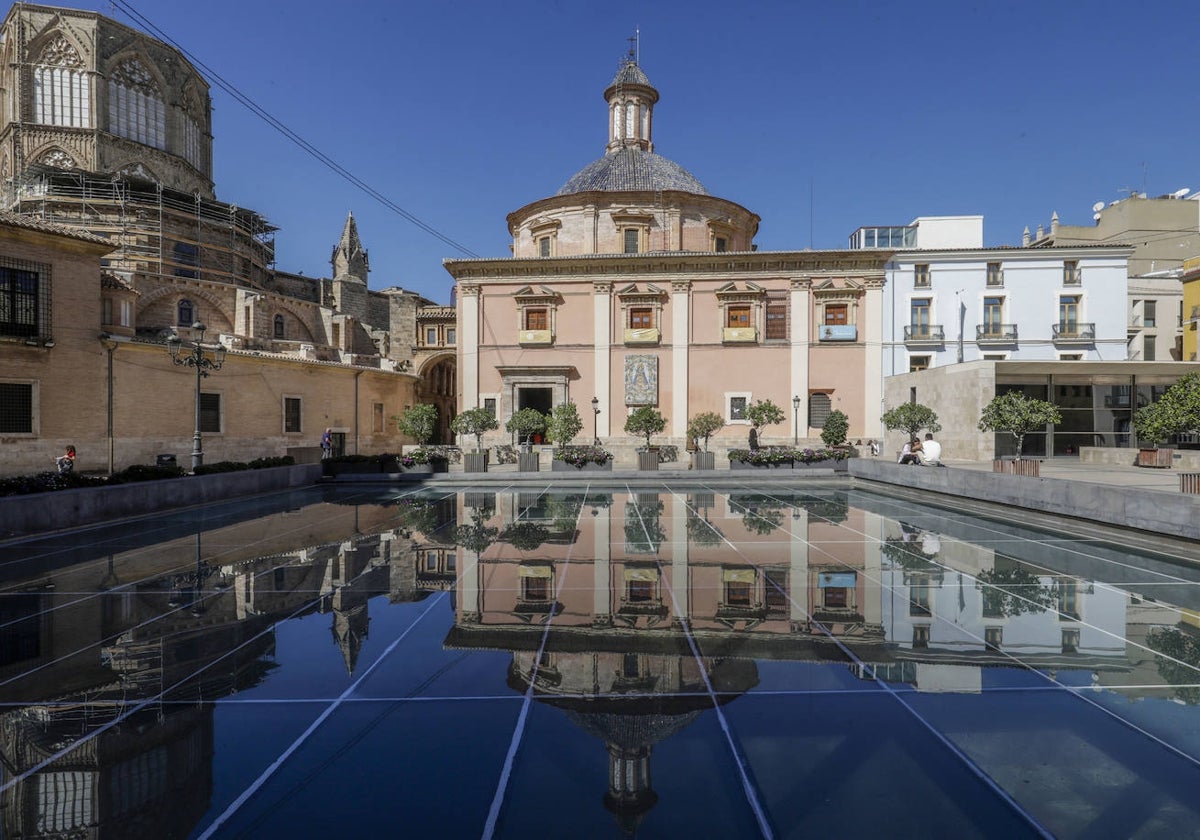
594, 282, 612, 438
671, 280, 690, 439
789, 278, 811, 437
861, 510, 884, 630
790, 508, 809, 631
593, 504, 612, 626
459, 284, 480, 410
863, 277, 885, 437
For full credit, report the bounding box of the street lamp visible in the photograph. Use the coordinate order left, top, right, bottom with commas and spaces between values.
592, 396, 601, 446
792, 395, 801, 445
167, 321, 226, 472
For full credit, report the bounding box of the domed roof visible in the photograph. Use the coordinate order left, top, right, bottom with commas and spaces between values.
610, 61, 652, 89
557, 147, 708, 196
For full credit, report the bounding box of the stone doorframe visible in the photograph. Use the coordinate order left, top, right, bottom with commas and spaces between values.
495, 366, 575, 428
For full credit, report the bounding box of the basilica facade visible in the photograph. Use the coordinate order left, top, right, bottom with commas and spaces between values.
446, 53, 891, 456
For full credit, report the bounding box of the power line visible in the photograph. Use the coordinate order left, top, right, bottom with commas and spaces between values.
109, 0, 480, 259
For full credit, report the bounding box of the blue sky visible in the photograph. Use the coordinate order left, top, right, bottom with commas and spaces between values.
77, 0, 1199, 302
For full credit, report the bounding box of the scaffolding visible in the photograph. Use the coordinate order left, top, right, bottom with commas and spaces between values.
4, 166, 277, 288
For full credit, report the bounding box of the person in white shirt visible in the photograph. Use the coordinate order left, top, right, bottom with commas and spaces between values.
917, 433, 942, 466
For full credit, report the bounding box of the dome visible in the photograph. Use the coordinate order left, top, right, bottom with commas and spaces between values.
609, 61, 652, 90
557, 147, 708, 196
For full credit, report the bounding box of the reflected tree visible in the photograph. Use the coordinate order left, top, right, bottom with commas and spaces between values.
1146, 627, 1200, 705
976, 564, 1057, 618
452, 508, 499, 554
625, 497, 666, 554
503, 521, 551, 552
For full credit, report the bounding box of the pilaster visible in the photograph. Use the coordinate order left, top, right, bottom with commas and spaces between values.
863, 277, 885, 437
594, 281, 612, 437
789, 277, 811, 436
459, 284, 480, 409
671, 279, 690, 438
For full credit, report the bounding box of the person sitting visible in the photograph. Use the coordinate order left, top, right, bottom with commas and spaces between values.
898, 439, 921, 465
56, 445, 76, 475
917, 433, 943, 467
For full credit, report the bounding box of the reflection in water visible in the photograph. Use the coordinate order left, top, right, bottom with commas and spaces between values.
1, 485, 1199, 835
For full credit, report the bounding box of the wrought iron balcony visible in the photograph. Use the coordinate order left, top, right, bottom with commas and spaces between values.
1051, 322, 1096, 342
976, 323, 1018, 343
903, 324, 945, 344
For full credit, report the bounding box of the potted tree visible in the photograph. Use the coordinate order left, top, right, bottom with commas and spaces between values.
746, 399, 786, 449
625, 406, 667, 471
506, 407, 546, 472
395, 403, 444, 475
821, 409, 850, 450
1134, 373, 1200, 468
881, 402, 942, 459
978, 391, 1061, 476
451, 407, 499, 473
547, 402, 612, 471
687, 411, 724, 470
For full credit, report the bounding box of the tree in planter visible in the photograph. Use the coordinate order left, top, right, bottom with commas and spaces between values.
451, 407, 499, 452
624, 406, 667, 451
687, 411, 725, 452
746, 399, 785, 446
977, 391, 1061, 459
397, 403, 438, 451
546, 402, 584, 449
1134, 372, 1200, 449
820, 409, 850, 448
881, 402, 942, 441
506, 407, 547, 449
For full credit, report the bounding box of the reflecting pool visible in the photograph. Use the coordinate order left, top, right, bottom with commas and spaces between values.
2, 482, 1200, 838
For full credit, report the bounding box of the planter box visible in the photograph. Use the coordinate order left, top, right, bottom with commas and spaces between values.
551, 459, 613, 472
795, 459, 847, 472
637, 450, 660, 471
325, 461, 381, 476
730, 459, 792, 470
1137, 448, 1175, 468
993, 458, 1040, 477
399, 464, 433, 477
518, 452, 540, 472
691, 451, 715, 471
429, 458, 449, 474
464, 452, 488, 473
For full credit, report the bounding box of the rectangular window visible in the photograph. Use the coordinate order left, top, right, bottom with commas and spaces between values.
729, 395, 748, 422
373, 402, 384, 434
0, 266, 40, 338
521, 576, 549, 602
765, 303, 787, 339
985, 627, 1003, 651
910, 298, 931, 335
727, 305, 750, 328
1063, 260, 1080, 285
0, 382, 34, 434
986, 262, 1003, 287
102, 297, 113, 325
912, 626, 930, 648
483, 397, 497, 417
525, 308, 547, 330
627, 579, 655, 603
1062, 628, 1080, 653
1059, 295, 1080, 328
809, 392, 832, 428
538, 236, 551, 257
283, 397, 302, 434
426, 327, 437, 345
824, 304, 848, 325
909, 355, 931, 372
983, 296, 1004, 331
764, 572, 788, 611
724, 580, 752, 607
629, 307, 653, 329
715, 236, 727, 253
914, 264, 930, 288
1144, 300, 1157, 328
446, 328, 456, 345
824, 587, 848, 608
1143, 334, 1156, 361
623, 228, 640, 254
1059, 354, 1082, 361
199, 392, 221, 434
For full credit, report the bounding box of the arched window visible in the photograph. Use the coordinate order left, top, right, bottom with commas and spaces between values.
273, 314, 285, 339
33, 36, 91, 128
177, 299, 194, 326
108, 59, 165, 149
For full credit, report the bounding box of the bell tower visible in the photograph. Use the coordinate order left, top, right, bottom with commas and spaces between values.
604, 34, 659, 154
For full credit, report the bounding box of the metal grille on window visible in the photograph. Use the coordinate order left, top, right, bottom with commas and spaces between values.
199, 392, 221, 433
0, 259, 51, 341
284, 398, 301, 433
624, 228, 639, 254
0, 383, 34, 434
765, 303, 787, 340
809, 393, 832, 428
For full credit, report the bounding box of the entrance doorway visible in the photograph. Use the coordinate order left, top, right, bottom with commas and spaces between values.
518, 387, 553, 415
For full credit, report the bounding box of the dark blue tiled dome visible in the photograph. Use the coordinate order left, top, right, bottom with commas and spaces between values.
557, 148, 708, 196
610, 62, 652, 88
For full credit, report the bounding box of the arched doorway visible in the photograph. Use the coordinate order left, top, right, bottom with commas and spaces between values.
416, 355, 457, 444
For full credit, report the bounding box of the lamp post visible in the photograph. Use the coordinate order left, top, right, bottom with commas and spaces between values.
592, 396, 601, 446
792, 395, 801, 445
99, 333, 119, 475
167, 322, 226, 472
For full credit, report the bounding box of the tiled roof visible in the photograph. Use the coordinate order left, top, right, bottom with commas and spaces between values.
101, 271, 137, 292
610, 60, 652, 88
558, 148, 707, 196
0, 210, 113, 246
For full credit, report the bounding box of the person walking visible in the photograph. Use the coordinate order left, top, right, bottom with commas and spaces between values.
321, 428, 333, 459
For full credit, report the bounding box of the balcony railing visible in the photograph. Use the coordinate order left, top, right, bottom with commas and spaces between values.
1051, 322, 1095, 342
818, 324, 858, 342
722, 327, 757, 344
623, 327, 660, 345
903, 324, 945, 344
986, 270, 1004, 288
976, 323, 1018, 343
1063, 268, 1082, 286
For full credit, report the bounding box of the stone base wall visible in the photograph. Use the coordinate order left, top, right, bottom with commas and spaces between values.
1079, 446, 1200, 470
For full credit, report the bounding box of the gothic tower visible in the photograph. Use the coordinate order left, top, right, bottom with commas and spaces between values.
331, 211, 369, 320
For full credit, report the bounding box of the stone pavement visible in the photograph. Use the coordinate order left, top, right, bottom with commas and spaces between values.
944, 457, 1189, 492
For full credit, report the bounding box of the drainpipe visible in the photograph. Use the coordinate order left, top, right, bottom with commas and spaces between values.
354, 370, 363, 455
99, 333, 119, 475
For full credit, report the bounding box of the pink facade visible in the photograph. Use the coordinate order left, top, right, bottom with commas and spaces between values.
447, 54, 888, 457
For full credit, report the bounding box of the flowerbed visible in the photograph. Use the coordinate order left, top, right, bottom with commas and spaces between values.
727, 447, 850, 468
553, 446, 614, 468
0, 457, 295, 497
